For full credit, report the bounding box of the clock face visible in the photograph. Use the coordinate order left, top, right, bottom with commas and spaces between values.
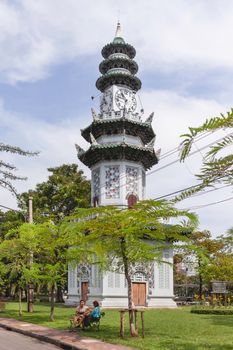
115, 88, 137, 112
100, 89, 112, 113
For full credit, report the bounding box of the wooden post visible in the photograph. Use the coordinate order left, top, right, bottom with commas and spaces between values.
27, 196, 34, 313
134, 310, 138, 332
141, 311, 145, 338
120, 310, 125, 338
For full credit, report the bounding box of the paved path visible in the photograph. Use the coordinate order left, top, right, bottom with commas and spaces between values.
0, 318, 137, 350
0, 328, 60, 350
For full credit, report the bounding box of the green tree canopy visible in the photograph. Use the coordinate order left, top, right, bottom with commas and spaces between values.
63, 200, 198, 336
18, 164, 91, 222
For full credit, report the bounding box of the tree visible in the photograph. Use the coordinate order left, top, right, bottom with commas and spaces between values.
18, 164, 91, 302
63, 200, 198, 336
0, 224, 40, 316
187, 231, 223, 297
0, 210, 25, 241
0, 143, 37, 194
33, 221, 70, 321
176, 109, 233, 200
18, 164, 91, 223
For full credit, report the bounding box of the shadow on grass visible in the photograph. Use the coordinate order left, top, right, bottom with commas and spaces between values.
198, 314, 233, 328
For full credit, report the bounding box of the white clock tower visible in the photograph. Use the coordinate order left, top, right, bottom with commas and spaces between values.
68, 23, 176, 308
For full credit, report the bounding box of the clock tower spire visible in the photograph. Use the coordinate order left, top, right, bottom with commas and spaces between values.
76, 23, 158, 207
69, 23, 176, 310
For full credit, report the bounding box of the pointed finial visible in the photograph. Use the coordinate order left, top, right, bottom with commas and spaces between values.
75, 144, 85, 157
145, 112, 154, 124
155, 148, 161, 160
90, 133, 98, 146
113, 21, 125, 44
115, 21, 122, 38
146, 137, 156, 150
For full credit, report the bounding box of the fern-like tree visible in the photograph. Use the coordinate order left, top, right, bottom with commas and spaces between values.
0, 143, 38, 194
177, 109, 233, 200
63, 200, 198, 337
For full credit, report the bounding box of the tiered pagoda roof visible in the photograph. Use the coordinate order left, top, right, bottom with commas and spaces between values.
79, 143, 158, 170
76, 23, 159, 171
96, 22, 142, 92
81, 118, 155, 145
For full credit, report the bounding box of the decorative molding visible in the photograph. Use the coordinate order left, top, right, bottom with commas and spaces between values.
91, 108, 99, 121
92, 168, 100, 198
130, 262, 155, 295
77, 264, 92, 284
105, 165, 120, 199
126, 166, 138, 194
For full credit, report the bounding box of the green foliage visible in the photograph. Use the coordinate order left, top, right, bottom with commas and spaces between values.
0, 142, 38, 194
63, 200, 198, 272
176, 109, 233, 201
191, 307, 233, 315
18, 164, 91, 222
0, 210, 25, 240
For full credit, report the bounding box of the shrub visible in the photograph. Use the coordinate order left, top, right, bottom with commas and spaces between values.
191, 307, 233, 315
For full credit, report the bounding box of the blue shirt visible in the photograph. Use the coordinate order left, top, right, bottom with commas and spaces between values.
91, 306, 101, 318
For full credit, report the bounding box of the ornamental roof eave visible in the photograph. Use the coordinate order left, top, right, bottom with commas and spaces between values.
99, 57, 138, 75
78, 143, 158, 170
102, 42, 136, 59
81, 118, 155, 144
96, 72, 142, 92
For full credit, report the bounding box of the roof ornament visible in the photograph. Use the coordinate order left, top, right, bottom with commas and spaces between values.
90, 133, 99, 146
115, 21, 122, 38
91, 108, 98, 121
155, 148, 161, 160
146, 137, 155, 150
145, 112, 154, 124
113, 21, 125, 44
75, 144, 85, 157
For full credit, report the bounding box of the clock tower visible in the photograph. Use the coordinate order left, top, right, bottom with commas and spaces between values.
69, 23, 176, 308
76, 22, 159, 208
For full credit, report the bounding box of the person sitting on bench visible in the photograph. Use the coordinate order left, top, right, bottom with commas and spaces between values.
83, 300, 101, 327
71, 299, 90, 328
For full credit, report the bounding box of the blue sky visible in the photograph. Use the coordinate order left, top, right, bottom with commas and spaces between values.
0, 0, 233, 236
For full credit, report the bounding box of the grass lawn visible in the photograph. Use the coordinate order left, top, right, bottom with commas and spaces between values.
1, 302, 233, 350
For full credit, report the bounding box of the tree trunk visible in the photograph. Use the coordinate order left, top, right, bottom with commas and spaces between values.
198, 259, 203, 299
56, 284, 64, 303
50, 283, 55, 321
120, 238, 138, 337
199, 274, 203, 299
19, 288, 22, 317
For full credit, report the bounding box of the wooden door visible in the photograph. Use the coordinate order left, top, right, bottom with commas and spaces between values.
81, 282, 89, 302
132, 283, 146, 306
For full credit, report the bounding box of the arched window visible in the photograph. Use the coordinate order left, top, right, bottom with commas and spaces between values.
132, 272, 147, 282
127, 194, 137, 208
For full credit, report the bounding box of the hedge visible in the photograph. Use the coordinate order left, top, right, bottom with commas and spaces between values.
191, 308, 233, 315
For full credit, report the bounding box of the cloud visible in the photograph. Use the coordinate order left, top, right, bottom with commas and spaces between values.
1, 0, 233, 83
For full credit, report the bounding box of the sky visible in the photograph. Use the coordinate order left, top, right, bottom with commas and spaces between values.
0, 0, 233, 236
